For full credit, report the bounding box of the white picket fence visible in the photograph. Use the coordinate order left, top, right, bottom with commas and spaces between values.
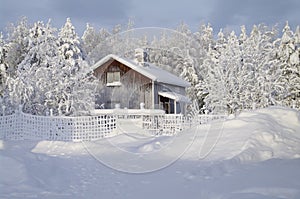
0, 110, 226, 141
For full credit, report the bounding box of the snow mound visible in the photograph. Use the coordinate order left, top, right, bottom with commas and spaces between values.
226, 106, 300, 163
104, 132, 173, 154
31, 141, 87, 157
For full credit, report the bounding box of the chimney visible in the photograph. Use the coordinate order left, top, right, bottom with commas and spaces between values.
134, 48, 149, 67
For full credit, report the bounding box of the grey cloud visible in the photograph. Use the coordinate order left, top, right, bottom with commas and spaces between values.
125, 0, 215, 30
0, 0, 133, 34
0, 0, 299, 36
209, 0, 300, 32
50, 0, 131, 22
0, 0, 55, 30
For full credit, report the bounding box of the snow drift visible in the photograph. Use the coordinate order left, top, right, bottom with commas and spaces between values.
0, 106, 300, 199
222, 106, 300, 163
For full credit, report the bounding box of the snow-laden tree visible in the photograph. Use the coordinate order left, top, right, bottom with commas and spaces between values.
293, 26, 300, 108
218, 31, 244, 113
58, 18, 85, 69
239, 25, 280, 109
3, 21, 59, 115
275, 22, 300, 108
192, 23, 215, 108
0, 32, 6, 95
178, 55, 202, 106
87, 22, 138, 63
4, 17, 30, 77
1, 18, 30, 109
81, 23, 111, 60
203, 30, 230, 113
57, 18, 98, 116
82, 23, 99, 57
2, 18, 98, 116
256, 24, 281, 107
241, 25, 264, 108
203, 24, 286, 114
85, 27, 111, 63
193, 23, 214, 72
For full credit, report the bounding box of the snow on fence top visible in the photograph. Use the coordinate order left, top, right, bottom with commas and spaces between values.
0, 110, 226, 141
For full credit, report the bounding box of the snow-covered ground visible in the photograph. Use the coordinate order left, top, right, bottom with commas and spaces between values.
1, 106, 300, 199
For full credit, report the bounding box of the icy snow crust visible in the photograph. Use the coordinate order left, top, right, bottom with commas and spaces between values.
1, 106, 300, 198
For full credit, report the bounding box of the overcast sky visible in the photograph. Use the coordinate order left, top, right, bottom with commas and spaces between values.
1, 0, 299, 35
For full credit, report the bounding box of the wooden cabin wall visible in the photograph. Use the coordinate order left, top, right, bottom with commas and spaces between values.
94, 60, 153, 109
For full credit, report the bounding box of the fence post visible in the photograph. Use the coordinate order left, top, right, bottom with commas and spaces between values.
18, 105, 23, 113
292, 101, 296, 109
15, 105, 23, 140
252, 103, 256, 110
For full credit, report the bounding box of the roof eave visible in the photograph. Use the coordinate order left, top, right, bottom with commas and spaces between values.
156, 80, 191, 88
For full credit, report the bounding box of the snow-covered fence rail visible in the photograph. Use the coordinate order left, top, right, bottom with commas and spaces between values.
0, 110, 227, 141
0, 111, 116, 141
142, 114, 227, 135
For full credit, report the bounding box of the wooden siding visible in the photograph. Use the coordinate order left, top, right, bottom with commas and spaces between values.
94, 60, 153, 109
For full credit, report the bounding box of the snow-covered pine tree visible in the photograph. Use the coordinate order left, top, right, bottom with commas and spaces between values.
0, 33, 6, 97
81, 23, 112, 61
172, 23, 199, 99
1, 19, 30, 112
229, 24, 279, 110
0, 31, 15, 114
275, 22, 300, 107
204, 30, 247, 114
258, 25, 281, 107
5, 20, 60, 115
239, 25, 267, 109
237, 25, 254, 109
4, 17, 30, 77
178, 53, 201, 104
109, 24, 124, 56
293, 26, 300, 108
193, 23, 214, 73
82, 23, 99, 58
57, 18, 98, 116
203, 29, 229, 113
2, 18, 98, 116
88, 19, 138, 63
58, 18, 85, 70
193, 23, 215, 109
86, 27, 111, 63
222, 31, 243, 113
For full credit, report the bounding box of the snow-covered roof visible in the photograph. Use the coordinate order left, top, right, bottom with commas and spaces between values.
92, 54, 190, 88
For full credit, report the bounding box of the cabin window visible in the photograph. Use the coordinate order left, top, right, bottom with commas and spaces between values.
106, 71, 121, 86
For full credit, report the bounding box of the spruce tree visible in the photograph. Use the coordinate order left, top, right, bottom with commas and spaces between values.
57, 18, 98, 116
276, 22, 300, 107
